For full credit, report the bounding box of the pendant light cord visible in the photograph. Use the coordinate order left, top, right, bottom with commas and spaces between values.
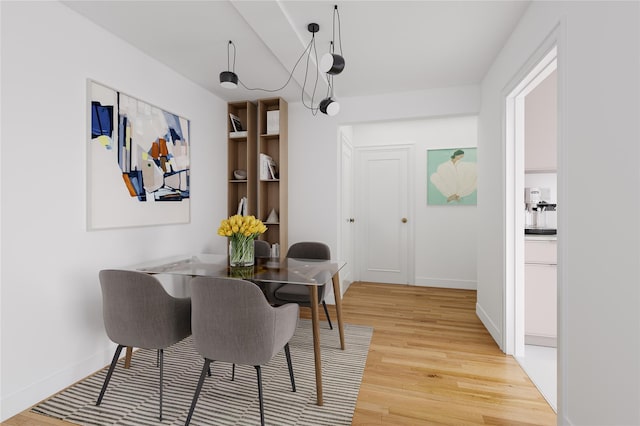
333, 5, 343, 56
227, 40, 236, 73
236, 35, 317, 94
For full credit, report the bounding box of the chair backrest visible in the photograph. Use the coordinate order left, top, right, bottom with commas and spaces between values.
99, 269, 190, 349
286, 242, 330, 260
254, 239, 271, 258
190, 277, 296, 366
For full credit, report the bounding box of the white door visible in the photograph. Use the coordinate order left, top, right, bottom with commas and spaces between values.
339, 134, 355, 292
356, 146, 413, 284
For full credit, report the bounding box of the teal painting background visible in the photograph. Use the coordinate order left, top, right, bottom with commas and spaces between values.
427, 147, 477, 205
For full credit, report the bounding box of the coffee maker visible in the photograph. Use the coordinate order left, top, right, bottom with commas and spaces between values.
525, 187, 557, 235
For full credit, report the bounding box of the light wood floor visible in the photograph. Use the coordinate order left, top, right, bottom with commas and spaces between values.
3, 282, 556, 426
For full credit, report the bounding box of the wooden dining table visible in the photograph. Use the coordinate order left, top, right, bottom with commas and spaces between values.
126, 253, 346, 406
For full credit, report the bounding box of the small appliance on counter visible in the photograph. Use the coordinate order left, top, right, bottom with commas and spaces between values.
525, 187, 557, 235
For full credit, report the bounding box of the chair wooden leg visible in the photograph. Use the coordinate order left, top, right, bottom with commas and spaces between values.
96, 344, 125, 406
284, 343, 296, 392
185, 359, 212, 426
255, 366, 265, 426
124, 346, 132, 369
159, 349, 164, 421
322, 301, 333, 330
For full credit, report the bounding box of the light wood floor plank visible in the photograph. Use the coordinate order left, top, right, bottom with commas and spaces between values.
2, 282, 556, 425
317, 282, 556, 426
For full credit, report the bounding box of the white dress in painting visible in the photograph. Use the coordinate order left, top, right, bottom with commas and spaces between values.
430, 157, 477, 203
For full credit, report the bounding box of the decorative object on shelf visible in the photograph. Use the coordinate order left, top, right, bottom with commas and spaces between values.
218, 5, 345, 116
270, 243, 280, 259
427, 148, 478, 205
233, 169, 247, 180
88, 80, 190, 230
218, 215, 267, 267
266, 208, 279, 224
266, 110, 279, 134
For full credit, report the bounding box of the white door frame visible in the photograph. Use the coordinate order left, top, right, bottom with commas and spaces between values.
502, 27, 563, 357
338, 130, 355, 293
504, 46, 557, 358
354, 144, 415, 285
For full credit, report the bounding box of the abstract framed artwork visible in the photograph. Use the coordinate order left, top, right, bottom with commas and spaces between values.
427, 147, 477, 205
87, 80, 190, 229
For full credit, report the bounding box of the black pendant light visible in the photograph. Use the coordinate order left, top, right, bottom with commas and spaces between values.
219, 5, 344, 116
320, 6, 345, 76
319, 73, 340, 116
219, 41, 238, 89
320, 53, 345, 75
319, 97, 339, 116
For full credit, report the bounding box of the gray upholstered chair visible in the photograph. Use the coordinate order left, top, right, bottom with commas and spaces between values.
254, 239, 271, 258
97, 269, 191, 421
184, 277, 298, 426
271, 242, 334, 329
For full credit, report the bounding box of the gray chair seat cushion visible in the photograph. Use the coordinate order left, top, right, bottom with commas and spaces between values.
274, 283, 326, 306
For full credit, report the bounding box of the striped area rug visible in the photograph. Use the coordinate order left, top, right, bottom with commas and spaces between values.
31, 319, 372, 426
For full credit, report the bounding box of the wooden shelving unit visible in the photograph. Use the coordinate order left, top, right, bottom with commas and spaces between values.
227, 101, 257, 217
257, 98, 288, 252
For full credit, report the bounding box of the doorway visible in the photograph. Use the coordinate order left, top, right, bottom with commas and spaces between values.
505, 45, 558, 411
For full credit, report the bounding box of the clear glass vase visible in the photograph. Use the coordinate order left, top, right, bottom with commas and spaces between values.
229, 237, 254, 267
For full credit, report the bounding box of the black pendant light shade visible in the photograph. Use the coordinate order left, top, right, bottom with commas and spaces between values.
320, 53, 345, 75
219, 71, 238, 89
319, 97, 340, 116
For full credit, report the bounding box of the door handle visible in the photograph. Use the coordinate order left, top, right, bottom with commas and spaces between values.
402, 218, 408, 223
346, 218, 355, 223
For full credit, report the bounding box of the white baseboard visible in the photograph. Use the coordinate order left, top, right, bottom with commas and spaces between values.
525, 334, 557, 347
414, 277, 477, 290
561, 413, 573, 425
476, 302, 503, 351
0, 344, 116, 422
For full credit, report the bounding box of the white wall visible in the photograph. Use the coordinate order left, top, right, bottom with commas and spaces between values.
0, 2, 228, 420
351, 116, 478, 289
287, 86, 480, 265
477, 1, 639, 424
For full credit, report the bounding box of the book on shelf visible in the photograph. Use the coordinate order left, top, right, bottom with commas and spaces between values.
266, 110, 279, 134
229, 131, 247, 138
236, 196, 248, 216
229, 113, 244, 132
259, 153, 278, 180
267, 161, 277, 180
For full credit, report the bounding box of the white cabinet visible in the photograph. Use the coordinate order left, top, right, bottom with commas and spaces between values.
524, 69, 557, 172
525, 239, 557, 347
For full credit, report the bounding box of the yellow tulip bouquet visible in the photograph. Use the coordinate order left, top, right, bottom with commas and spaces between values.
217, 214, 267, 266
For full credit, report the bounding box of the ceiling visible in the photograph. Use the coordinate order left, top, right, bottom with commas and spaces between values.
62, 1, 530, 105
